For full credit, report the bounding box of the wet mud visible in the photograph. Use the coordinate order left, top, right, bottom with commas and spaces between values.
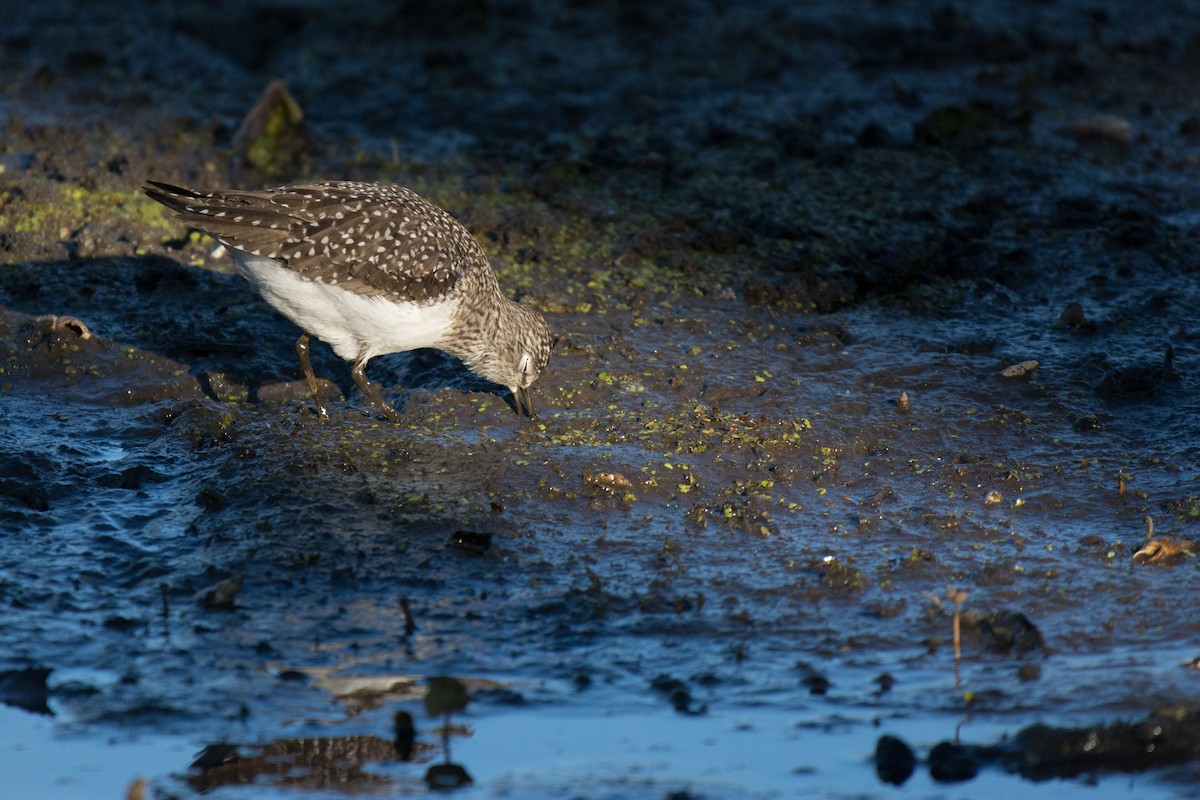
3, 1, 1200, 797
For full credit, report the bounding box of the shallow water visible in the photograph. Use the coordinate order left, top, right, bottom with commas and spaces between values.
10, 648, 1200, 799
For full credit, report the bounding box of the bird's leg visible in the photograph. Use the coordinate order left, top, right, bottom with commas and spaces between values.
294, 334, 330, 422
351, 357, 403, 423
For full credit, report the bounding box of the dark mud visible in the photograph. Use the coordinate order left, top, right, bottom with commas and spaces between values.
3, 1, 1200, 797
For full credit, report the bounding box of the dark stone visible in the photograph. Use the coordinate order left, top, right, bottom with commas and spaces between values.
913, 102, 1031, 148
191, 742, 240, 771
450, 530, 492, 556
929, 740, 980, 782
102, 615, 145, 632
393, 711, 415, 760
874, 734, 916, 785
425, 762, 472, 789
1006, 710, 1200, 780
0, 667, 52, 715
980, 610, 1045, 654
796, 662, 831, 695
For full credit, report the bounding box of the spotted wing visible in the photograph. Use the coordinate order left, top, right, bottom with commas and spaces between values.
144, 180, 480, 303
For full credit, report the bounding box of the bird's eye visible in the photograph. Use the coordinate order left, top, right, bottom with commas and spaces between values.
519, 354, 531, 374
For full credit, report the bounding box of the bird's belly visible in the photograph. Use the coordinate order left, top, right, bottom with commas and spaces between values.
231, 250, 456, 362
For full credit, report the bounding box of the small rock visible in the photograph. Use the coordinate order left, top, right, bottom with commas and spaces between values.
425, 763, 472, 790
874, 734, 916, 786
795, 662, 831, 695
190, 743, 240, 771
1057, 302, 1087, 327
650, 674, 704, 714
1000, 360, 1038, 378
980, 610, 1045, 654
196, 575, 243, 610
1068, 113, 1132, 143
0, 667, 52, 715
1017, 663, 1042, 681
1181, 114, 1200, 140
929, 740, 980, 782
586, 471, 632, 492
584, 470, 636, 503
914, 102, 1030, 148
857, 121, 889, 148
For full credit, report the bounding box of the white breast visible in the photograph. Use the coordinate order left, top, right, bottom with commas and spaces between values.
229, 250, 457, 363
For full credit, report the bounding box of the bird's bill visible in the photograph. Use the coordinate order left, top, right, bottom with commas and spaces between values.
513, 385, 536, 418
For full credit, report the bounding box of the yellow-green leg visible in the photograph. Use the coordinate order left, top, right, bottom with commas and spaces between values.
351, 357, 403, 423
294, 334, 330, 422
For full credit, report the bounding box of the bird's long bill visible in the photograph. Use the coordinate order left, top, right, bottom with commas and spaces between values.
513, 385, 535, 418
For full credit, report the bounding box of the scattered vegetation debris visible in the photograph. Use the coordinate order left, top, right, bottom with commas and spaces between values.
584, 470, 635, 502
1130, 515, 1194, 564
19, 314, 93, 348
231, 79, 310, 181
1133, 537, 1195, 565
810, 556, 866, 592
196, 575, 243, 610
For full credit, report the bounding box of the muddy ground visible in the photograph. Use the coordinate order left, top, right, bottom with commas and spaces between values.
3, 1, 1200, 797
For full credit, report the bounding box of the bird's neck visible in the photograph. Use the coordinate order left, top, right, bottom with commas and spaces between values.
442, 278, 515, 367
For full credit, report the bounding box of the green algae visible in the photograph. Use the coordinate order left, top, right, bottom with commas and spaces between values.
232, 80, 310, 181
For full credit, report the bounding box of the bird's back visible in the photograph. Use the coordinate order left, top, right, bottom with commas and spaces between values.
144, 180, 487, 304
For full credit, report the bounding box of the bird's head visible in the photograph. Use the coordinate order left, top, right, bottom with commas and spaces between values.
471, 303, 553, 418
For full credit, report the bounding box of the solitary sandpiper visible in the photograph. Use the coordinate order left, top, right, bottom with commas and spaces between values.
144, 180, 552, 421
